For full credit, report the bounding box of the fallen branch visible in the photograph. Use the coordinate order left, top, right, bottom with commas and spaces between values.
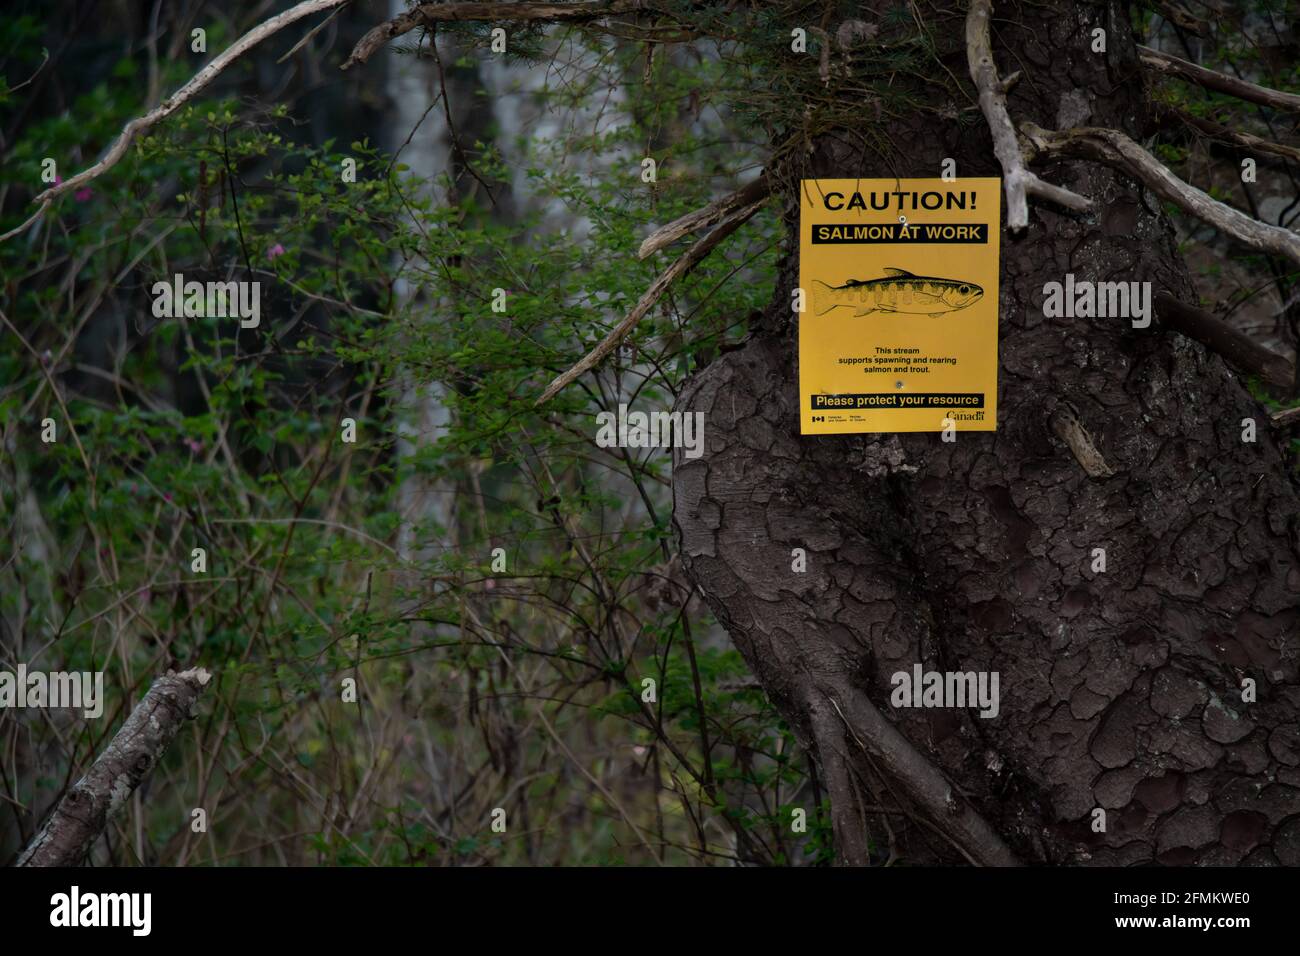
637, 174, 769, 259
537, 198, 763, 405
965, 0, 1093, 231
17, 668, 213, 866
1022, 123, 1300, 269
1139, 45, 1300, 114
1154, 103, 1300, 165
343, 0, 647, 70
1273, 405, 1300, 427
1155, 292, 1295, 389
7, 0, 350, 225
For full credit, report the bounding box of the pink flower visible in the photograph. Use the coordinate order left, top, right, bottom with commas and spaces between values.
266, 243, 286, 261
163, 492, 173, 503
74, 187, 93, 202
185, 437, 203, 454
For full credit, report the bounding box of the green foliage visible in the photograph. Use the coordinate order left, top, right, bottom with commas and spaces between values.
0, 17, 814, 867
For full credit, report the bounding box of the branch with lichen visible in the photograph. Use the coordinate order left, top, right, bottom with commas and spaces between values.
17, 668, 212, 867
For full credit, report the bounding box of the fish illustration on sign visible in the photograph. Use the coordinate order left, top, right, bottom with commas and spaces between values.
811, 268, 983, 317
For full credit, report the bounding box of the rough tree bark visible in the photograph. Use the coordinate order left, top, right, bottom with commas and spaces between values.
673, 0, 1300, 865
17, 668, 211, 866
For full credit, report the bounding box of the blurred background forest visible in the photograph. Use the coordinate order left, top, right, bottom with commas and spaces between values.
0, 0, 800, 867
1, 0, 1297, 866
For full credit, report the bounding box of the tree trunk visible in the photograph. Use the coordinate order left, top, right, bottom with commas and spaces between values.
673, 0, 1300, 865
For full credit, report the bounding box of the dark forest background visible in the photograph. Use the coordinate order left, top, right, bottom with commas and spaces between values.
2, 0, 1298, 866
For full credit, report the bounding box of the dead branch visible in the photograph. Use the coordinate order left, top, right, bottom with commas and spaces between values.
1154, 102, 1300, 165
821, 691, 1021, 866
966, 0, 1093, 231
1022, 123, 1300, 270
1155, 292, 1295, 389
3, 0, 350, 237
1049, 403, 1115, 478
17, 668, 213, 866
637, 174, 769, 259
1154, 1, 1208, 35
343, 0, 647, 70
1273, 405, 1300, 427
537, 198, 763, 405
1139, 45, 1300, 114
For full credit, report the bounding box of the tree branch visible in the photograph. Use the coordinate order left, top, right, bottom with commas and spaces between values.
343, 0, 648, 71
1153, 1, 1208, 36
17, 668, 213, 866
536, 198, 763, 405
4, 0, 351, 233
1155, 292, 1295, 389
1139, 45, 1300, 114
821, 690, 1021, 866
637, 174, 769, 259
1154, 102, 1300, 165
1022, 122, 1300, 269
965, 0, 1093, 231
1273, 405, 1300, 427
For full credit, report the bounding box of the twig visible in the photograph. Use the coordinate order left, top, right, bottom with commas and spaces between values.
965, 0, 1093, 231
1154, 102, 1300, 165
1139, 45, 1300, 114
637, 174, 769, 259
17, 668, 213, 866
536, 198, 763, 405
0, 200, 52, 243
1022, 123, 1300, 269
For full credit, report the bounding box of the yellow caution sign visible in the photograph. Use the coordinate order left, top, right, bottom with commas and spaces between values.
798, 177, 1001, 434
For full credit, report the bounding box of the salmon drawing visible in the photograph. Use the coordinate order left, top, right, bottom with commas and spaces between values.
811, 268, 983, 317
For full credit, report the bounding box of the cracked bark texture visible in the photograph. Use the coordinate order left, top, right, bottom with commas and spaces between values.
17, 668, 211, 867
673, 0, 1300, 865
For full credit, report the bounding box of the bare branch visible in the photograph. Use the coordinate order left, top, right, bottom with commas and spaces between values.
1022, 122, 1300, 269
821, 690, 1021, 867
1273, 405, 1300, 427
1154, 2, 1208, 36
1155, 102, 1300, 165
1139, 45, 1300, 114
343, 0, 647, 71
965, 0, 1093, 231
7, 0, 351, 229
637, 174, 769, 259
537, 199, 763, 405
0, 200, 52, 243
1155, 292, 1295, 389
17, 668, 213, 866
1049, 403, 1115, 478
